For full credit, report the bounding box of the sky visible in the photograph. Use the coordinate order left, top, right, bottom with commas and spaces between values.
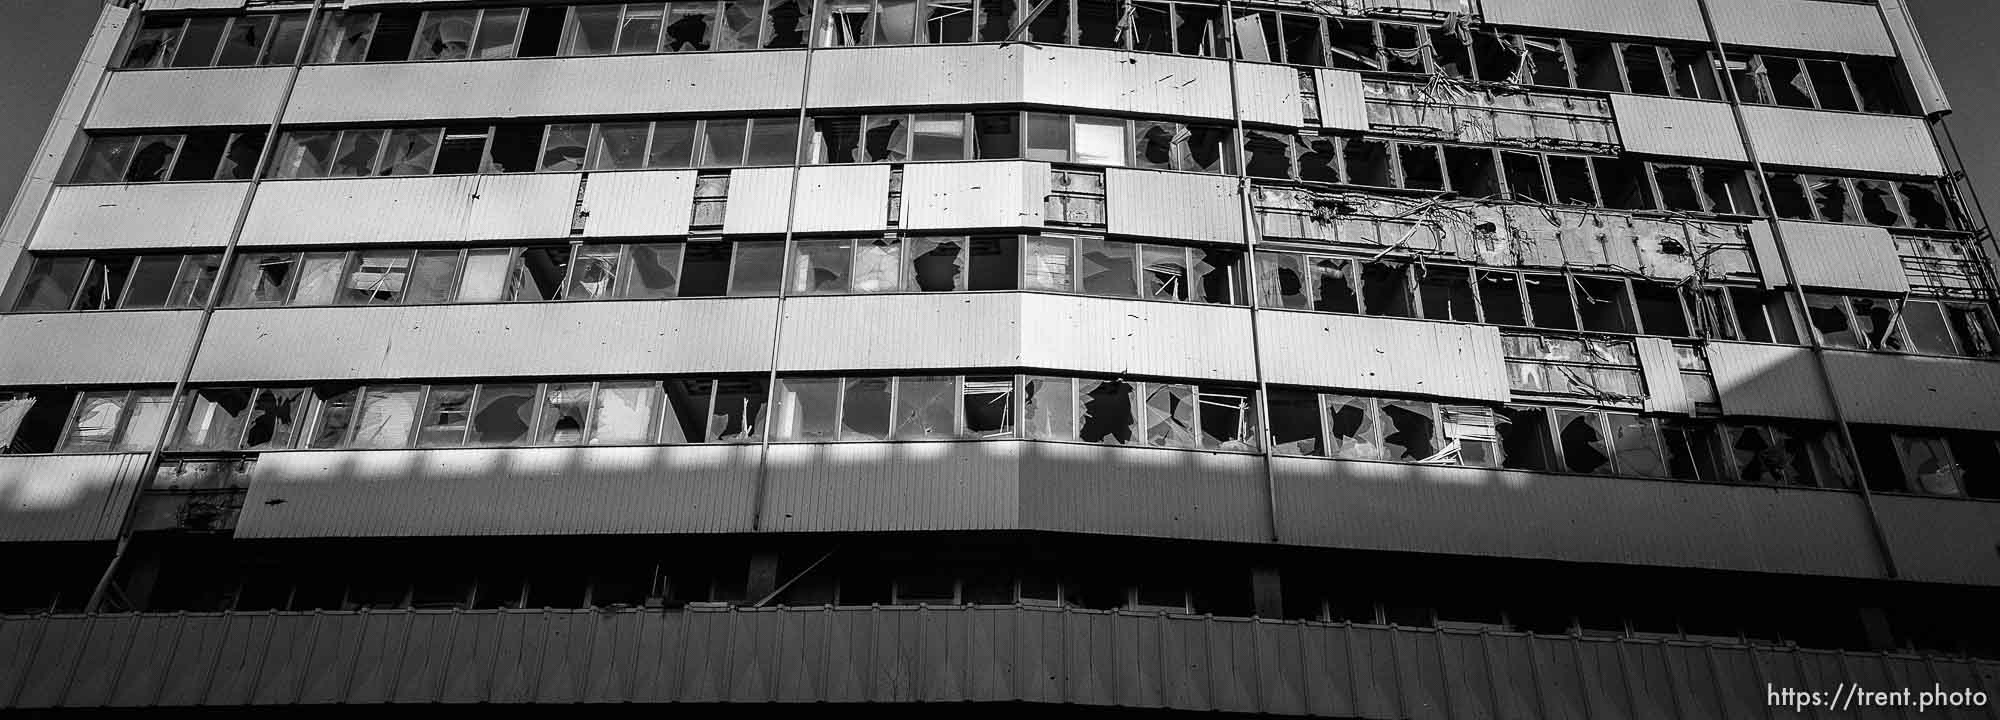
0, 0, 1996, 224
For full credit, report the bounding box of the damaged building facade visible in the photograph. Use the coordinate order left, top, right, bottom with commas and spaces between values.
1, 0, 1998, 714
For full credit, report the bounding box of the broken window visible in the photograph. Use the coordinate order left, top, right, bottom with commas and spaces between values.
1763, 173, 1812, 220
1763, 57, 1815, 109
59, 389, 173, 453
565, 245, 622, 300
1806, 175, 1856, 223
665, 2, 718, 51
1396, 143, 1444, 191
1444, 146, 1500, 198
1476, 270, 1526, 326
1547, 155, 1596, 206
1078, 379, 1137, 445
1023, 376, 1075, 440
1342, 137, 1393, 187
773, 378, 839, 441
1622, 45, 1668, 96
1077, 237, 1138, 297
962, 376, 1014, 439
1243, 131, 1292, 179
1944, 303, 2000, 357
839, 378, 892, 441
1592, 157, 1654, 211
1143, 382, 1197, 448
1848, 296, 1910, 352
1417, 266, 1476, 323
1, 390, 79, 454
1266, 389, 1321, 456
1321, 395, 1381, 460
1199, 387, 1258, 451
790, 238, 853, 294
1665, 47, 1721, 100
1573, 276, 1636, 334
1257, 252, 1308, 310
1632, 281, 1690, 337
1652, 165, 1702, 212
1501, 151, 1549, 203
1552, 409, 1611, 474
1569, 39, 1621, 92
1846, 58, 1912, 115
1521, 273, 1574, 330
1359, 260, 1413, 318
1497, 406, 1555, 472
1898, 183, 1952, 230
1804, 294, 1863, 349
1699, 166, 1757, 216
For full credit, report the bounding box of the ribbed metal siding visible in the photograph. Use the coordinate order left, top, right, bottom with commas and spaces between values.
1237, 62, 1304, 127
1823, 350, 2000, 432
721, 167, 792, 235
1872, 494, 2000, 586
285, 53, 807, 124
760, 442, 1023, 532
1749, 220, 1908, 293
1635, 337, 1692, 415
777, 294, 1022, 372
1024, 46, 1236, 122
901, 161, 1047, 230
236, 445, 760, 538
1258, 312, 1510, 402
0, 310, 202, 385
28, 182, 249, 251
1272, 457, 1887, 578
1711, 0, 1895, 56
1482, 0, 1708, 43
806, 45, 1020, 109
1707, 341, 1838, 420
1019, 443, 1268, 543
4, 608, 1992, 714
0, 454, 149, 542
143, 0, 246, 8
1878, 0, 1951, 115
192, 299, 779, 382
579, 170, 697, 238
240, 174, 580, 246
1609, 95, 1748, 164
1743, 106, 1944, 177
1016, 295, 1260, 383
85, 67, 290, 130
791, 165, 891, 233
1105, 168, 1245, 245
1315, 69, 1368, 132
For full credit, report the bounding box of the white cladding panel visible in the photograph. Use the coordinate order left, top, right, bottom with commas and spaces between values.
1743, 106, 1944, 177
1259, 312, 1511, 402
1748, 220, 1909, 293
192, 300, 778, 381
579, 170, 697, 238
239, 174, 580, 246
721, 167, 792, 235
86, 67, 290, 129
900, 161, 1048, 230
790, 165, 891, 233
1609, 95, 1748, 163
1707, 342, 1838, 420
1106, 168, 1244, 245
1710, 0, 1895, 56
0, 311, 203, 385
29, 183, 248, 251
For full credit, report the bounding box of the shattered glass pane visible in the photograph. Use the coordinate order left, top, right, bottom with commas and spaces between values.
414, 9, 478, 60
124, 16, 185, 68
1144, 383, 1198, 449
589, 122, 650, 170
1266, 390, 1321, 456
1078, 238, 1138, 297
416, 385, 475, 447
348, 385, 419, 449
176, 388, 253, 451
1553, 410, 1611, 474
1607, 413, 1666, 478
619, 244, 681, 299
1257, 252, 1308, 309
536, 383, 593, 445
1848, 297, 1908, 352
228, 253, 298, 306
1804, 294, 1862, 349
716, 0, 763, 49
566, 245, 621, 300
1023, 376, 1074, 440
1323, 395, 1380, 460
1380, 400, 1438, 461
893, 377, 955, 440
908, 237, 966, 291
1142, 245, 1189, 301
564, 4, 622, 55
1199, 388, 1259, 451
467, 384, 537, 446
306, 386, 360, 449
1022, 237, 1075, 292
540, 124, 590, 171
589, 381, 660, 445
665, 3, 714, 50
764, 0, 812, 48
244, 388, 305, 451
708, 378, 766, 442
791, 239, 852, 294
840, 378, 892, 441
962, 376, 1014, 438
774, 378, 839, 441
1078, 379, 1137, 445
851, 238, 900, 292
702, 118, 750, 166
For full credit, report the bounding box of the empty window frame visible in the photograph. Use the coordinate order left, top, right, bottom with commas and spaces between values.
1802, 293, 1908, 352
10, 253, 224, 312
1762, 173, 1955, 230
1723, 421, 1852, 488
814, 111, 1230, 173
1502, 333, 1645, 402
771, 375, 1024, 442
1014, 234, 1244, 303
1269, 390, 1492, 466
1505, 37, 1906, 116
1647, 163, 1759, 216
301, 377, 763, 449
68, 131, 268, 184
123, 12, 311, 68
1848, 428, 2000, 499
1, 389, 84, 454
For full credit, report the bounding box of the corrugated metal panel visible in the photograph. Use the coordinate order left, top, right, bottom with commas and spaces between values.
791, 165, 890, 233
1236, 62, 1304, 127
1711, 0, 1894, 56
1017, 295, 1259, 382
721, 167, 791, 235
0, 4, 127, 281
0, 310, 201, 384
142, 0, 245, 9
1271, 457, 1886, 577
28, 182, 248, 251
806, 45, 1020, 109
759, 441, 1023, 532
1748, 220, 1907, 293
1707, 341, 1838, 420
285, 53, 806, 124
1744, 105, 1944, 177
5, 608, 1993, 712
1025, 46, 1236, 122
0, 454, 149, 542
235, 445, 760, 538
1609, 94, 1748, 163
1635, 337, 1692, 414
240, 174, 578, 246
1823, 350, 2000, 431
901, 161, 1047, 230
1105, 168, 1245, 245
1314, 69, 1367, 132
1258, 312, 1510, 402
777, 294, 1022, 372
192, 299, 778, 382
1872, 494, 2000, 586
1019, 443, 1268, 543
580, 170, 697, 238
1878, 0, 1950, 116
1481, 0, 1707, 42
84, 67, 289, 130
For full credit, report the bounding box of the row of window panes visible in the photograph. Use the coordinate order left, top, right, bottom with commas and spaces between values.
167, 377, 769, 452
811, 112, 1233, 173
1510, 35, 1911, 116
216, 242, 781, 306
789, 235, 1246, 304
1766, 172, 1956, 230
770, 374, 1261, 450
259, 117, 801, 179
122, 12, 311, 69
1803, 293, 2000, 358
9, 254, 222, 312
68, 131, 267, 184
304, 1, 810, 64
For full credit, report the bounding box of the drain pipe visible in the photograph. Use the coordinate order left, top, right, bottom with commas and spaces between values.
85, 0, 329, 613
1689, 0, 1900, 579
